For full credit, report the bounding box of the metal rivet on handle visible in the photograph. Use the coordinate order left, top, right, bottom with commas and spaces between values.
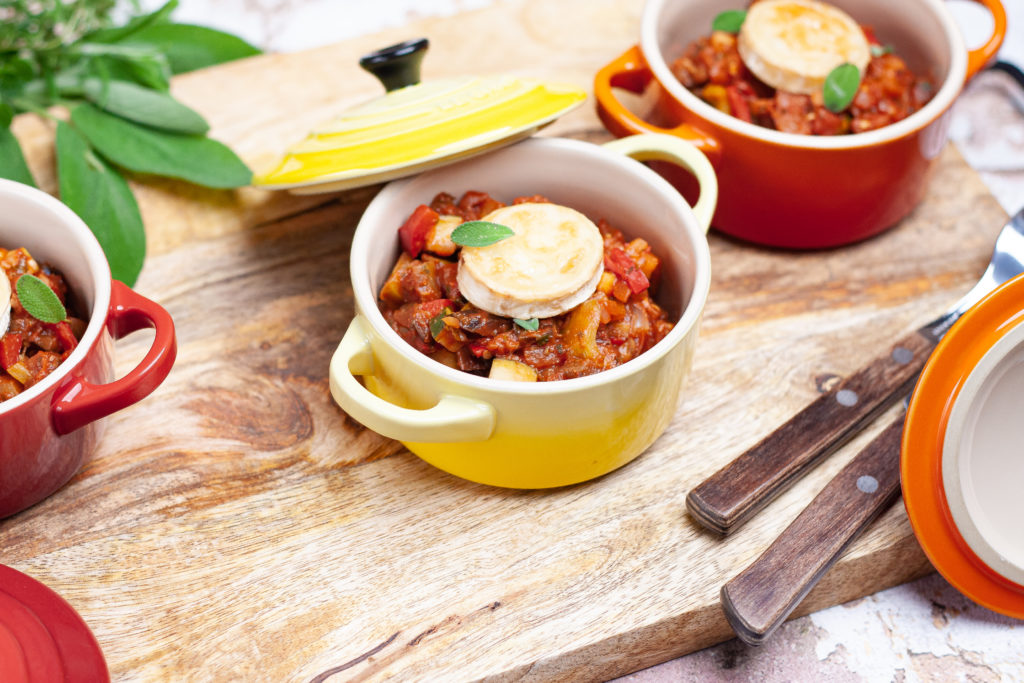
836, 389, 858, 407
892, 347, 913, 365
857, 475, 879, 494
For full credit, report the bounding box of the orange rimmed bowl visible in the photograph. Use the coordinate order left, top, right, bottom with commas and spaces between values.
903, 272, 1024, 619
595, 0, 1006, 248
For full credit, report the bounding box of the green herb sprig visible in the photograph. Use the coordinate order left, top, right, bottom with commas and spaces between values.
712, 10, 746, 34
0, 0, 260, 286
823, 63, 861, 113
429, 307, 453, 340
451, 221, 515, 248
16, 274, 67, 324
513, 318, 539, 331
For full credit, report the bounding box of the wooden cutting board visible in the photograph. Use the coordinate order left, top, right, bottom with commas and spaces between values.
1, 0, 1008, 680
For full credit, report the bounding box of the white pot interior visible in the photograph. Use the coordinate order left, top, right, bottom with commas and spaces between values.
943, 320, 1024, 586
351, 137, 711, 390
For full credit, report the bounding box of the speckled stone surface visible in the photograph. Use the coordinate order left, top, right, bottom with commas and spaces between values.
152, 0, 1024, 679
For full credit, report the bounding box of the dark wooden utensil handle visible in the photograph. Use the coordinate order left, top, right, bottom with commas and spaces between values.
719, 418, 904, 646
687, 327, 933, 535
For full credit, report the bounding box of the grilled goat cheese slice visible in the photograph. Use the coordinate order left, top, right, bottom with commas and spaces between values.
0, 272, 10, 336
738, 0, 870, 95
457, 203, 604, 320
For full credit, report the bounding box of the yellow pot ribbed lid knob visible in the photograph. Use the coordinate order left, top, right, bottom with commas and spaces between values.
252, 38, 586, 194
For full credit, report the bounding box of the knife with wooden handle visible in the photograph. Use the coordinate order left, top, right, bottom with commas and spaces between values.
688, 206, 1024, 536
719, 417, 904, 645
686, 327, 933, 535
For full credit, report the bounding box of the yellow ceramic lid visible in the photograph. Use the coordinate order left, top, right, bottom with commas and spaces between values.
252, 39, 586, 194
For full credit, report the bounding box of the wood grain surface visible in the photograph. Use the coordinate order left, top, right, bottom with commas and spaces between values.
0, 0, 1010, 680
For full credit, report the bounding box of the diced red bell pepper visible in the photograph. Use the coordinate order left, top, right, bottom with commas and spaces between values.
861, 25, 881, 46
726, 85, 752, 122
1, 334, 22, 370
417, 298, 453, 320
398, 204, 440, 258
54, 321, 78, 354
604, 248, 650, 294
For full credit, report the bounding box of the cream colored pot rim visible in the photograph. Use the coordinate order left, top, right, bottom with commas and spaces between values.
942, 318, 1024, 586
641, 0, 967, 150
350, 136, 712, 396
0, 179, 111, 415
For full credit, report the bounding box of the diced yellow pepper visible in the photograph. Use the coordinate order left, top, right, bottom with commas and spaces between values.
489, 358, 538, 382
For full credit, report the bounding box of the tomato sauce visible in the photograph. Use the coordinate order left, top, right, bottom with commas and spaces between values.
377, 191, 675, 381
671, 28, 935, 135
1, 248, 86, 402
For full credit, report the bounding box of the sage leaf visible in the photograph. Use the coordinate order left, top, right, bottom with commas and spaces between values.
71, 103, 252, 189
82, 0, 178, 44
120, 23, 262, 74
823, 63, 861, 113
87, 52, 172, 91
82, 78, 209, 134
0, 59, 35, 89
451, 221, 515, 248
56, 120, 146, 285
712, 10, 746, 33
16, 274, 67, 324
0, 126, 36, 187
513, 318, 539, 331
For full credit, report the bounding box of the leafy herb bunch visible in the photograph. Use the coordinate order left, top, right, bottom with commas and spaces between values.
0, 0, 260, 285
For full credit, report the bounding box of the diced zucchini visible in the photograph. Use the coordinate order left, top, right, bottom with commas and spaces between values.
489, 358, 538, 382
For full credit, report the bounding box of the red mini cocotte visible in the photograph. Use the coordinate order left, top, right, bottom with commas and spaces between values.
0, 179, 176, 519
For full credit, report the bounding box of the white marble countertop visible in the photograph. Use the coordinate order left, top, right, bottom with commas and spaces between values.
155, 1, 1024, 680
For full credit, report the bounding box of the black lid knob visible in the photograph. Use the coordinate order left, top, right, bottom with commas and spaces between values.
359, 38, 429, 92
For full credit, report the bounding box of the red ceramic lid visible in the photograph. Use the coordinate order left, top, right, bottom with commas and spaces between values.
902, 273, 1024, 619
0, 565, 109, 683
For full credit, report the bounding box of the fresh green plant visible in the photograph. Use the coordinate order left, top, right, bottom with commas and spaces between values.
450, 221, 515, 248
711, 10, 746, 34
0, 0, 260, 285
822, 63, 861, 113
16, 273, 67, 323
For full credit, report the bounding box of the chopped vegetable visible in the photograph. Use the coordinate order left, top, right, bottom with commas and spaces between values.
398, 204, 440, 258
489, 358, 538, 382
604, 248, 650, 294
425, 215, 463, 257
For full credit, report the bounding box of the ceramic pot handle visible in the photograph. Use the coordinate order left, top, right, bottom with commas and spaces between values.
963, 0, 1007, 82
602, 134, 718, 231
52, 280, 177, 435
329, 315, 495, 443
594, 45, 720, 163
